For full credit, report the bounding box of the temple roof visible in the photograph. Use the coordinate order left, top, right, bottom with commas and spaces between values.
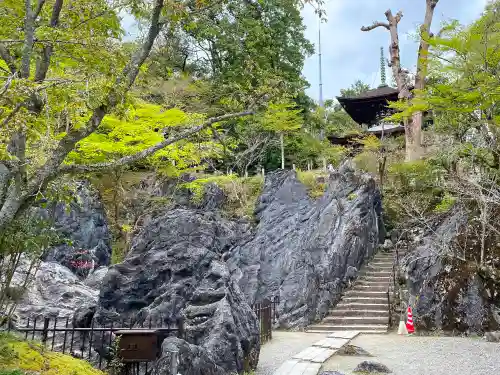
339, 85, 399, 100
336, 85, 401, 125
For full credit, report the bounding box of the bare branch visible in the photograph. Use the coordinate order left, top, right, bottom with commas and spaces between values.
59, 110, 255, 174
0, 45, 17, 74
35, 0, 64, 82
34, 0, 47, 19
0, 72, 17, 97
361, 22, 390, 31
394, 10, 403, 24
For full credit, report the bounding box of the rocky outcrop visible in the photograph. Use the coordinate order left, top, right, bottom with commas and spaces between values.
402, 208, 500, 333
36, 180, 112, 277
95, 209, 259, 375
12, 260, 100, 322
227, 163, 384, 328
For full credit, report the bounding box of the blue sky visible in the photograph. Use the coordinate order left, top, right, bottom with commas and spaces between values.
301, 0, 490, 102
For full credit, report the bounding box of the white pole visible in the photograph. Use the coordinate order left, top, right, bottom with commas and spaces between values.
280, 133, 285, 169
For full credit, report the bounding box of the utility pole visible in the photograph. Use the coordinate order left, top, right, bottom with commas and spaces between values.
318, 14, 327, 171
318, 15, 324, 109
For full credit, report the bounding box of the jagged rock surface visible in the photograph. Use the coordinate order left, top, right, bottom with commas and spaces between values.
12, 260, 99, 321
95, 209, 259, 375
227, 164, 383, 328
402, 209, 500, 333
36, 180, 112, 277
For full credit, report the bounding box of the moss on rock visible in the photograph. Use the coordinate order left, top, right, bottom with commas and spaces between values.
0, 333, 104, 375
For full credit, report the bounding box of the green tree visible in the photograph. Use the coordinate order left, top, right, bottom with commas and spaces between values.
0, 0, 282, 236
339, 80, 371, 98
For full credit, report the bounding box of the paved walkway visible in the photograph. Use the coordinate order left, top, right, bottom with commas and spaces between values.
321, 333, 500, 375
256, 331, 327, 375
257, 331, 359, 375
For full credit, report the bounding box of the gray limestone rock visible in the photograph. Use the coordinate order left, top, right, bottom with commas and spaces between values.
36, 180, 112, 277
153, 337, 225, 375
228, 164, 383, 328
95, 209, 259, 375
83, 266, 109, 289
402, 208, 500, 333
485, 331, 500, 342
354, 361, 392, 373
13, 260, 99, 322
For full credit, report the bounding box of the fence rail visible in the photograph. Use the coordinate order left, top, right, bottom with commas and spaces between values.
3, 314, 183, 373
252, 296, 279, 344
1, 297, 279, 373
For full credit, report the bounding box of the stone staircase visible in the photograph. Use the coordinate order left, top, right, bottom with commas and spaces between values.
306, 250, 397, 334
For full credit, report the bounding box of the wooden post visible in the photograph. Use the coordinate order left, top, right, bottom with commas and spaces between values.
292, 164, 296, 171
261, 168, 265, 178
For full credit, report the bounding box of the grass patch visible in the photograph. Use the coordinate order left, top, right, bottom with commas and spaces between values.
296, 170, 328, 199
0, 333, 105, 375
183, 174, 264, 219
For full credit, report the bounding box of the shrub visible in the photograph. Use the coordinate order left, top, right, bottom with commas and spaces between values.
296, 170, 328, 199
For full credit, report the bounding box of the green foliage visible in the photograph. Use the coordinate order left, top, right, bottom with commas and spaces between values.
296, 170, 328, 199
340, 80, 371, 98
183, 175, 264, 218
66, 103, 225, 176
434, 193, 457, 213
106, 336, 123, 375
383, 158, 446, 223
259, 101, 303, 133
0, 370, 25, 375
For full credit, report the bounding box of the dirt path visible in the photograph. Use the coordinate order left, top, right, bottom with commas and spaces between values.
321, 333, 499, 375
256, 331, 327, 375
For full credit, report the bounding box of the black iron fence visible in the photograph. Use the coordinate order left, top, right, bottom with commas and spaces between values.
1, 297, 279, 373
252, 296, 279, 344
4, 315, 183, 374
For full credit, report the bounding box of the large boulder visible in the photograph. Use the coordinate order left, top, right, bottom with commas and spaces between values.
12, 260, 99, 322
403, 208, 500, 333
95, 209, 259, 375
36, 180, 112, 277
227, 164, 384, 328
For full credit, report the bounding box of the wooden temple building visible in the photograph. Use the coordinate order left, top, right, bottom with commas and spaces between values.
327, 84, 405, 147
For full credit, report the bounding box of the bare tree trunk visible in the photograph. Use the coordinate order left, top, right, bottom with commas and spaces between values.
410, 0, 439, 161
362, 1, 439, 162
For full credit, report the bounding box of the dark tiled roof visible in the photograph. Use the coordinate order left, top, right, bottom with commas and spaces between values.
338, 85, 399, 100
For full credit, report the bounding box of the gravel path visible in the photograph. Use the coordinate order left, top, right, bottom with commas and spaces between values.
256, 331, 328, 375
321, 333, 500, 375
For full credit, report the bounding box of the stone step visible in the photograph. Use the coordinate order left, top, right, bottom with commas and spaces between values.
358, 277, 391, 283
328, 309, 389, 317
354, 281, 390, 287
351, 285, 388, 292
322, 316, 389, 325
342, 296, 388, 304
362, 272, 392, 278
335, 303, 388, 311
363, 264, 392, 272
367, 259, 394, 268
345, 290, 388, 298
306, 324, 388, 334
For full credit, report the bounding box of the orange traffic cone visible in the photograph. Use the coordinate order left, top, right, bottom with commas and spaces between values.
406, 306, 415, 334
